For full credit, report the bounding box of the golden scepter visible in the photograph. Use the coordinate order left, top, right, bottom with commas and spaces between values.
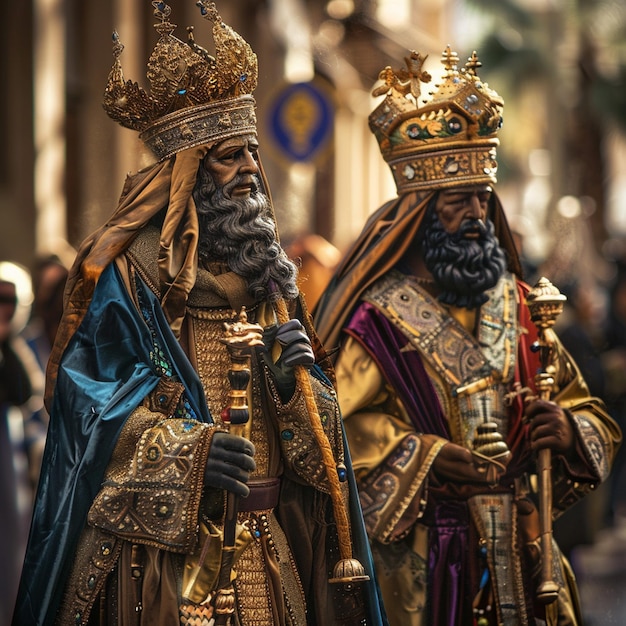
526, 277, 566, 605
213, 307, 264, 625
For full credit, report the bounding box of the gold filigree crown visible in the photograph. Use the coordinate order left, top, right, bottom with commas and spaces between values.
103, 1, 258, 161
369, 46, 504, 193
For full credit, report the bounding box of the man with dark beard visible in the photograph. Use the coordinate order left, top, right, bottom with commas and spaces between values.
314, 47, 620, 626
419, 186, 507, 309
13, 4, 386, 626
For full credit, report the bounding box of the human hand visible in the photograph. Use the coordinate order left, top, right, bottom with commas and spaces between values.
525, 398, 575, 456
261, 320, 314, 401
273, 319, 315, 370
204, 431, 256, 498
432, 441, 500, 484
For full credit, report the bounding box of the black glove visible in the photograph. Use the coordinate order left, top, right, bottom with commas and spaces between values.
204, 431, 256, 498
274, 319, 315, 368
261, 319, 315, 401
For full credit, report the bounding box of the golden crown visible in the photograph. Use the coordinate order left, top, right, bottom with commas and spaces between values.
369, 46, 504, 193
103, 1, 258, 161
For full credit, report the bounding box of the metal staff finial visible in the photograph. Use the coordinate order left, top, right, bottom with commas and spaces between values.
527, 276, 567, 333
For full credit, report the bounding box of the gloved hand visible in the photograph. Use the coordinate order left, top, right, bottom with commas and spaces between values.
204, 431, 256, 498
261, 319, 315, 401
274, 319, 315, 367
525, 398, 575, 457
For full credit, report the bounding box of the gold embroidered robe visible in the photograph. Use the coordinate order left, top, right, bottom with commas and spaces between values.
57, 228, 354, 626
334, 270, 621, 626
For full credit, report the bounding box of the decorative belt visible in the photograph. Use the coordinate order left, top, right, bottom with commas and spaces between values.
239, 477, 281, 512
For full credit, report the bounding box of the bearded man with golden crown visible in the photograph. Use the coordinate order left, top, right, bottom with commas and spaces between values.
12, 3, 386, 625
314, 48, 621, 625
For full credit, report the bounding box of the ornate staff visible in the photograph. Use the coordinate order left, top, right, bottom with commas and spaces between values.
213, 307, 264, 625
526, 277, 566, 605
213, 301, 370, 626
274, 298, 370, 588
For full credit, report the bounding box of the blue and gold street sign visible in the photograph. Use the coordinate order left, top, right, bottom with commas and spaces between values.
265, 79, 335, 163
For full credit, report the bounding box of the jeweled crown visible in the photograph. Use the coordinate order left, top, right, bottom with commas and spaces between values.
369, 47, 504, 193
103, 1, 258, 161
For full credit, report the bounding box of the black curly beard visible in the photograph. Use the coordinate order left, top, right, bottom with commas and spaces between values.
422, 205, 508, 309
192, 164, 299, 302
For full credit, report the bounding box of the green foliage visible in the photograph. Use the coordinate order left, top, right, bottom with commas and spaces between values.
465, 0, 536, 29
466, 0, 626, 134
592, 68, 626, 134
474, 35, 548, 84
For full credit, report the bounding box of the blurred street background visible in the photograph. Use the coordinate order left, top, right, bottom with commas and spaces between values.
1, 0, 626, 623
574, 507, 626, 624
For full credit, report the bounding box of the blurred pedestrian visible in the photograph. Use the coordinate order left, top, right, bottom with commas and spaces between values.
0, 261, 43, 625
23, 252, 72, 372
602, 265, 626, 524
553, 280, 610, 555
285, 233, 341, 310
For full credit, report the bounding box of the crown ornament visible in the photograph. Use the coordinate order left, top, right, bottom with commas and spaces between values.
103, 1, 258, 161
369, 46, 504, 193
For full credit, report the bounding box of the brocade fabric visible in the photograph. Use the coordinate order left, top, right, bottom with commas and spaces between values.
334, 270, 621, 626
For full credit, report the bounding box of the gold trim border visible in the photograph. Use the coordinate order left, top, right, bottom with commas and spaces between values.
388, 142, 499, 193
139, 95, 258, 161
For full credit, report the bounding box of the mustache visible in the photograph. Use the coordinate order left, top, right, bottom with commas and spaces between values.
222, 173, 259, 197
452, 218, 487, 240
194, 180, 299, 302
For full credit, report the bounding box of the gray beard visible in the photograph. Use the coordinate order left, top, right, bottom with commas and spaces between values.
422, 207, 508, 309
192, 166, 298, 302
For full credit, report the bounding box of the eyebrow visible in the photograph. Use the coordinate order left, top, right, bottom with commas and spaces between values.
443, 188, 492, 197
213, 140, 258, 158
214, 144, 244, 156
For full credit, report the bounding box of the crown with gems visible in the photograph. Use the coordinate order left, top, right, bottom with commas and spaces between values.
368, 46, 504, 193
102, 1, 258, 161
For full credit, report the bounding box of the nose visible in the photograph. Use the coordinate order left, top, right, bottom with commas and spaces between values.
467, 193, 485, 219
241, 148, 259, 175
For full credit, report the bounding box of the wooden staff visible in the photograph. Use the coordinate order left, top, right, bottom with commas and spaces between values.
274, 298, 370, 587
213, 307, 264, 625
526, 277, 566, 605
